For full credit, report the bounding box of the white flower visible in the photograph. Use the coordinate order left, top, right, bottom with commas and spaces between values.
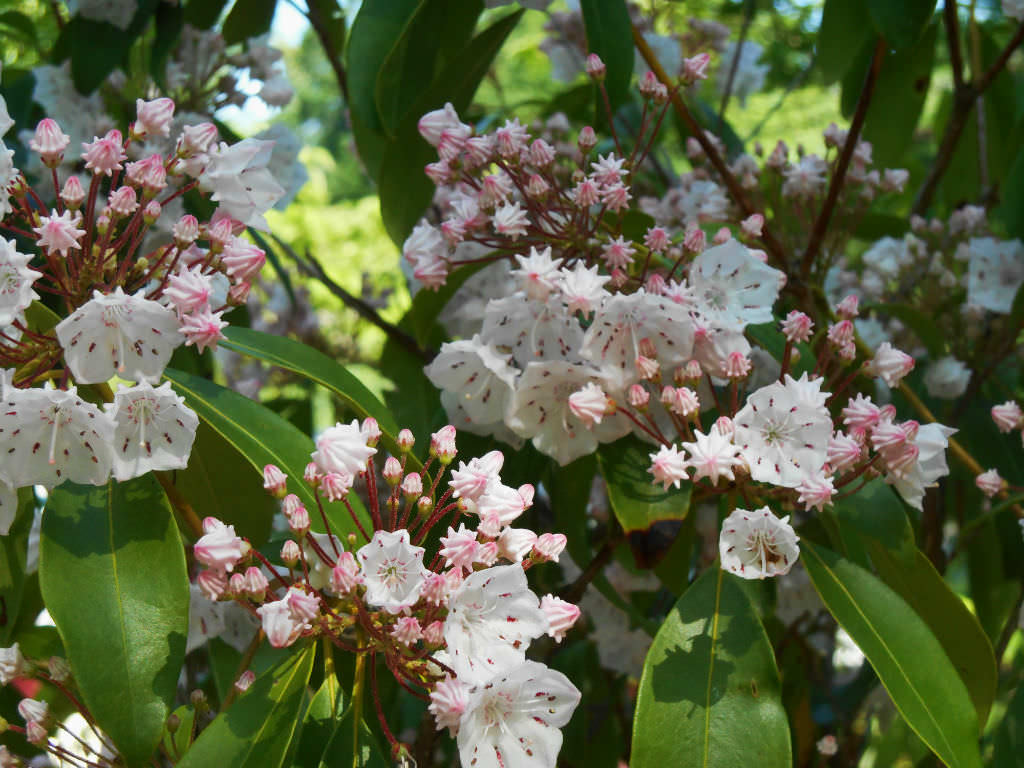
186, 584, 226, 653
733, 375, 833, 488
444, 565, 548, 685
507, 361, 630, 465
104, 382, 198, 481
682, 424, 741, 486
72, 0, 138, 30
719, 506, 800, 579
55, 287, 183, 384
200, 139, 285, 230
312, 419, 376, 476
556, 262, 610, 317
887, 423, 956, 510
862, 236, 910, 279
782, 155, 828, 198
0, 239, 41, 326
253, 123, 307, 209
457, 660, 580, 768
966, 237, 1024, 314
649, 444, 689, 490
511, 246, 563, 300
481, 294, 583, 368
923, 357, 971, 400
426, 337, 518, 427
0, 642, 27, 684
0, 386, 114, 488
356, 529, 429, 614
579, 289, 696, 391
257, 597, 307, 648
687, 239, 783, 331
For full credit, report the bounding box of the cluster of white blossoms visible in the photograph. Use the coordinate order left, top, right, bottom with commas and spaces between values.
401, 86, 964, 582
0, 96, 287, 534
190, 421, 582, 768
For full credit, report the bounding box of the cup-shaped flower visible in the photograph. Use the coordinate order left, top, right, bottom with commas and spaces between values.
719, 506, 799, 579
356, 529, 429, 614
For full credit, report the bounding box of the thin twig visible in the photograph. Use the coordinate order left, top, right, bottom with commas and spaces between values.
632, 24, 789, 273
912, 21, 1024, 214
944, 0, 965, 92
800, 39, 886, 278
273, 234, 432, 362
558, 530, 626, 604
717, 0, 756, 124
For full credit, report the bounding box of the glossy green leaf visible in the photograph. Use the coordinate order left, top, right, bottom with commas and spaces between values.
597, 435, 690, 533
817, 0, 872, 83
992, 683, 1024, 768
579, 0, 633, 109
292, 670, 347, 768
1, 489, 37, 645
183, 0, 229, 29
375, 0, 483, 137
545, 455, 597, 568
1000, 147, 1024, 239
867, 0, 936, 49
164, 368, 370, 539
861, 23, 937, 167
150, 1, 184, 84
378, 9, 523, 245
178, 644, 315, 768
632, 566, 791, 768
171, 421, 277, 545
346, 0, 421, 181
219, 326, 409, 463
164, 367, 319, 509
0, 11, 38, 47
319, 703, 390, 768
68, 0, 158, 93
868, 544, 996, 727
801, 542, 982, 768
39, 477, 189, 767
222, 0, 276, 44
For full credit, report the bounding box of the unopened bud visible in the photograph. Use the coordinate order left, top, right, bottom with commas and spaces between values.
585, 53, 606, 80
577, 126, 597, 153
281, 539, 301, 567
382, 457, 403, 485
263, 464, 288, 498
190, 689, 209, 713
397, 429, 415, 452
235, 669, 256, 692
47, 656, 70, 683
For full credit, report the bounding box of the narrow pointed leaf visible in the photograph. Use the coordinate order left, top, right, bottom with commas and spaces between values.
801, 542, 982, 768
219, 327, 410, 465
39, 477, 189, 767
178, 644, 315, 768
632, 566, 791, 768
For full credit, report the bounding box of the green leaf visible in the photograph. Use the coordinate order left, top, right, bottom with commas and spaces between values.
178, 644, 315, 768
164, 367, 320, 510
219, 327, 409, 464
1000, 147, 1024, 239
378, 9, 523, 245
868, 544, 997, 727
632, 566, 791, 768
545, 455, 597, 567
319, 703, 390, 768
39, 477, 188, 767
597, 435, 691, 533
183, 0, 229, 29
68, 1, 159, 93
992, 683, 1024, 768
222, 0, 277, 45
579, 0, 634, 109
867, 0, 936, 49
860, 23, 938, 167
801, 542, 982, 768
292, 670, 347, 768
171, 421, 277, 545
375, 0, 483, 137
817, 0, 872, 84
150, 1, 184, 85
346, 0, 421, 181
1, 489, 37, 645
163, 368, 370, 539
0, 11, 39, 48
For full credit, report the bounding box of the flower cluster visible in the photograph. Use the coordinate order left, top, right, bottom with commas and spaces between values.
189, 421, 582, 768
0, 97, 285, 534
403, 91, 958, 582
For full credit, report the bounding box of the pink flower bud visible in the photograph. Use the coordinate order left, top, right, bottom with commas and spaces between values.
712, 227, 732, 245
234, 669, 256, 692
401, 472, 423, 499
585, 53, 606, 80
780, 310, 813, 343
527, 138, 555, 167
143, 199, 162, 222
61, 176, 86, 209
82, 129, 125, 176
321, 472, 354, 502
644, 226, 670, 253
836, 294, 860, 320
208, 217, 234, 248
532, 532, 567, 563
867, 343, 915, 387
243, 566, 269, 600
991, 401, 1022, 433
976, 469, 1005, 498
281, 539, 301, 566
26, 720, 48, 746
289, 506, 310, 535
330, 552, 363, 594
422, 620, 445, 646
740, 214, 764, 238
382, 457, 403, 486
391, 616, 422, 645
540, 594, 581, 643
194, 519, 246, 572
197, 568, 228, 600
568, 382, 610, 427
827, 320, 855, 348
107, 186, 138, 217
639, 70, 660, 98
135, 97, 175, 138
682, 52, 711, 84
263, 464, 287, 498
228, 572, 246, 595
430, 425, 457, 464
222, 239, 266, 282
683, 226, 706, 253
304, 461, 321, 486
577, 126, 597, 153
429, 676, 468, 735
30, 119, 71, 166
397, 428, 416, 452
179, 122, 218, 156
